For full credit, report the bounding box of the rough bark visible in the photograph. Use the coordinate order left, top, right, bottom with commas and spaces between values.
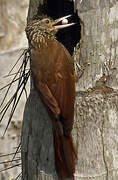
73, 0, 118, 179
21, 0, 118, 180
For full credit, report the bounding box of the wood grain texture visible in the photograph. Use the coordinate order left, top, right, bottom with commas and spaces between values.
75, 3, 118, 92
75, 0, 117, 13
73, 91, 118, 179
73, 1, 118, 179
21, 90, 58, 180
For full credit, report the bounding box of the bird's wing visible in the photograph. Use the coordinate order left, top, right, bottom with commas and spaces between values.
30, 40, 75, 132
35, 80, 61, 119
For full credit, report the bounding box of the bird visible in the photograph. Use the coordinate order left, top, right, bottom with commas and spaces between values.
25, 14, 77, 179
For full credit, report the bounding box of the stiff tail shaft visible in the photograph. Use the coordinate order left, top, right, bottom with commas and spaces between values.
53, 129, 77, 179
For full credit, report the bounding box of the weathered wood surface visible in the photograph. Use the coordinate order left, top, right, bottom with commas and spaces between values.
22, 90, 58, 180
74, 91, 118, 180
74, 0, 118, 179
76, 0, 118, 92
21, 0, 118, 180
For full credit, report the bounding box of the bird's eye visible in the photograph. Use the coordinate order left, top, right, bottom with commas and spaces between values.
45, 19, 50, 24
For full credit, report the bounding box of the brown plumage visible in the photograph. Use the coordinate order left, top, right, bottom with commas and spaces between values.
25, 15, 77, 179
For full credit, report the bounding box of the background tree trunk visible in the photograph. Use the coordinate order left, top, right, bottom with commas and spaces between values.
21, 0, 118, 180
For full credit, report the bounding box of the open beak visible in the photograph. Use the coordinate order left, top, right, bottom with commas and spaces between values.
51, 15, 75, 31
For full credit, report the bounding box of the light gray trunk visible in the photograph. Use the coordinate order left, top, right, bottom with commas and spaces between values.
21, 0, 118, 180
74, 0, 118, 179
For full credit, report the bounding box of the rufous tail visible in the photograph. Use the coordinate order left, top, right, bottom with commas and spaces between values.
53, 129, 77, 179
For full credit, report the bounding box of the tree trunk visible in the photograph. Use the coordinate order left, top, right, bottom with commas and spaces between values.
21, 0, 118, 180
74, 0, 118, 179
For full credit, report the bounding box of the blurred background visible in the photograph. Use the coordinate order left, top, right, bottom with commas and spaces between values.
0, 0, 28, 50
0, 0, 29, 179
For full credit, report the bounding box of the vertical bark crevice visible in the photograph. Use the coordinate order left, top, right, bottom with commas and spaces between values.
74, 91, 118, 179
100, 118, 109, 180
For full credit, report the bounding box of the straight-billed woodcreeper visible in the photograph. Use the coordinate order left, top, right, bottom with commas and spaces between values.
25, 15, 77, 179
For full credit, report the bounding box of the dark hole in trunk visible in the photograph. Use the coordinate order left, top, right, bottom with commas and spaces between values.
38, 0, 81, 55
47, 0, 81, 55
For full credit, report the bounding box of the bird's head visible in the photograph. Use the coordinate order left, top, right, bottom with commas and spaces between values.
25, 15, 75, 46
